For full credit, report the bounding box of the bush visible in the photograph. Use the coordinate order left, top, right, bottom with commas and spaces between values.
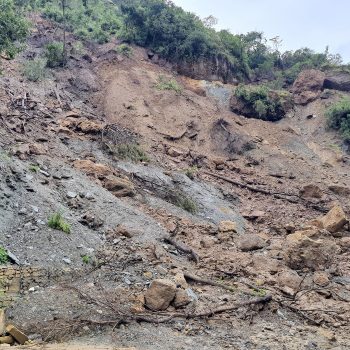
232, 85, 292, 121
48, 212, 71, 234
326, 98, 350, 141
156, 75, 182, 94
111, 144, 149, 162
117, 43, 132, 57
44, 42, 65, 68
0, 246, 8, 265
23, 58, 47, 81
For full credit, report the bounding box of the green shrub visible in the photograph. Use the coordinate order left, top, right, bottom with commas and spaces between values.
23, 58, 47, 81
117, 43, 132, 57
173, 194, 197, 214
28, 164, 40, 172
326, 98, 350, 141
48, 212, 71, 234
111, 144, 149, 162
0, 246, 8, 265
82, 255, 91, 264
156, 75, 182, 94
233, 85, 292, 121
44, 42, 65, 68
185, 166, 198, 180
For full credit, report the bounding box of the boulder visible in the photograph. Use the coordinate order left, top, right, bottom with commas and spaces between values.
284, 229, 339, 270
103, 175, 135, 197
173, 289, 191, 308
318, 205, 348, 234
324, 70, 350, 91
299, 184, 323, 199
237, 234, 267, 251
292, 69, 325, 105
277, 270, 303, 292
167, 147, 184, 157
73, 159, 111, 178
218, 220, 237, 233
144, 279, 176, 311
313, 271, 330, 287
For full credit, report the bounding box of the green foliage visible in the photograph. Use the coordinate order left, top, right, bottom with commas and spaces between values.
174, 194, 197, 214
41, 0, 122, 43
234, 84, 291, 121
48, 212, 71, 234
0, 247, 8, 265
44, 42, 65, 68
23, 58, 47, 81
155, 75, 182, 93
29, 164, 40, 172
112, 144, 149, 162
117, 43, 132, 57
0, 0, 29, 59
82, 255, 91, 264
184, 166, 198, 180
326, 98, 350, 142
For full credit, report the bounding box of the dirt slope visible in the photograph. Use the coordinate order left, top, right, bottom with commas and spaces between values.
0, 18, 349, 350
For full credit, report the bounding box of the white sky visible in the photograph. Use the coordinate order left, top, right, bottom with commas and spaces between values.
173, 0, 350, 63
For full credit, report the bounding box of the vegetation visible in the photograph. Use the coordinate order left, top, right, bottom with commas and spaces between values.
155, 75, 182, 93
28, 164, 40, 172
185, 166, 198, 180
112, 144, 149, 162
82, 255, 91, 264
233, 84, 292, 121
23, 58, 47, 81
326, 98, 350, 142
0, 246, 9, 265
48, 212, 71, 233
44, 42, 65, 68
174, 193, 197, 214
0, 0, 29, 59
116, 43, 133, 57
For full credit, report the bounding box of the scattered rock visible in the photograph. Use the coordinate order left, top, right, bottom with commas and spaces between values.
62, 258, 71, 265
328, 185, 350, 196
218, 220, 237, 233
103, 175, 135, 197
144, 279, 176, 311
66, 191, 77, 199
173, 288, 191, 308
5, 325, 28, 345
277, 270, 303, 292
242, 210, 265, 221
318, 205, 348, 234
237, 234, 267, 251
300, 184, 323, 199
167, 147, 184, 157
313, 271, 330, 287
73, 159, 111, 179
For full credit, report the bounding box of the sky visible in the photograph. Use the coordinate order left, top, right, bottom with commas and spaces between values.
172, 0, 350, 63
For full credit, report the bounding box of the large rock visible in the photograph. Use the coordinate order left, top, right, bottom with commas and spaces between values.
103, 175, 135, 197
324, 70, 350, 91
237, 234, 267, 251
284, 229, 339, 270
317, 205, 348, 234
292, 69, 325, 105
300, 184, 323, 199
73, 159, 111, 179
144, 279, 176, 311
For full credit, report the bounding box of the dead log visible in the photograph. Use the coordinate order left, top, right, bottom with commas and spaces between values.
164, 237, 199, 263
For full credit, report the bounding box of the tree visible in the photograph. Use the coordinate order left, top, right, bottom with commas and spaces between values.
0, 0, 29, 59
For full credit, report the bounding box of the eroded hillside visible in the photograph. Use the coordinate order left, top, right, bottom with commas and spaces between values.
0, 16, 350, 350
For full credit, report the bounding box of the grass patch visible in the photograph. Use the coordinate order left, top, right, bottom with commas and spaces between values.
173, 193, 197, 214
156, 75, 182, 94
326, 98, 350, 142
0, 247, 8, 265
82, 255, 91, 264
23, 58, 47, 82
184, 166, 198, 180
111, 144, 149, 162
117, 43, 133, 57
48, 212, 71, 234
29, 164, 40, 173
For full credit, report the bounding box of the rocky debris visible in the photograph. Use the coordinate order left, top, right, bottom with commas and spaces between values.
74, 159, 111, 179
13, 143, 46, 160
313, 271, 330, 287
218, 220, 237, 233
276, 270, 303, 294
5, 325, 28, 345
237, 234, 267, 251
59, 116, 104, 134
79, 212, 104, 229
102, 175, 135, 197
144, 279, 176, 311
324, 70, 350, 91
312, 205, 348, 234
328, 184, 350, 196
166, 147, 184, 158
284, 229, 339, 270
242, 210, 265, 221
173, 288, 192, 308
292, 69, 325, 105
69, 68, 100, 92
299, 184, 323, 199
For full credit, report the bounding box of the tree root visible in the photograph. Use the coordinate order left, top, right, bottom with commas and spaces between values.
184, 272, 236, 292
163, 237, 200, 263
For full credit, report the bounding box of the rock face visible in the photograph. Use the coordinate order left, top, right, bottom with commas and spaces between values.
324, 70, 350, 91
292, 69, 325, 105
144, 279, 176, 311
284, 229, 339, 270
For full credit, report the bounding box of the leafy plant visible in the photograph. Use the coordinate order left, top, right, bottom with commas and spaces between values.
82, 255, 91, 264
0, 246, 8, 265
117, 43, 132, 57
156, 75, 182, 94
111, 144, 149, 162
44, 42, 65, 68
326, 98, 350, 142
23, 58, 47, 81
185, 166, 198, 180
28, 164, 40, 172
174, 194, 197, 214
48, 212, 71, 234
